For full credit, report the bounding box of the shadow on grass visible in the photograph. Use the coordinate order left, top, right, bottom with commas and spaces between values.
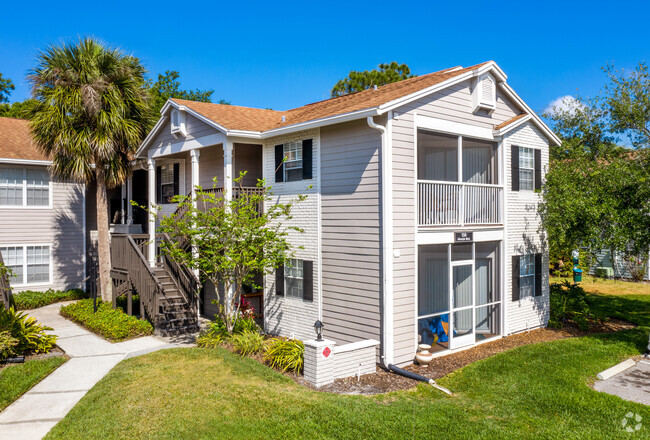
587, 293, 650, 327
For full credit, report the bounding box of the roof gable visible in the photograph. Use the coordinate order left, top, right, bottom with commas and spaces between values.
0, 117, 48, 162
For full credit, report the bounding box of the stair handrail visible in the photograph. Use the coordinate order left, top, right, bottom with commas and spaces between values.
111, 234, 164, 321
158, 232, 201, 313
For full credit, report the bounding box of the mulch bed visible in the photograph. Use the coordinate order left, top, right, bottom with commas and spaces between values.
305, 319, 636, 395
0, 346, 67, 372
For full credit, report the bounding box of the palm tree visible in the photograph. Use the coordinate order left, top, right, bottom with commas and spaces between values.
29, 37, 153, 301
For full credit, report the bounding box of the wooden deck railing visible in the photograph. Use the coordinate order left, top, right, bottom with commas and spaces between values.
0, 251, 14, 310
110, 234, 162, 320
418, 181, 502, 227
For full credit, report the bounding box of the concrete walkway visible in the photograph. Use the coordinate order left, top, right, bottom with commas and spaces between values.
594, 357, 650, 406
0, 302, 194, 439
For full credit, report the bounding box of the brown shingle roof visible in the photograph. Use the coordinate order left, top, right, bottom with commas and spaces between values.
494, 113, 528, 130
0, 117, 48, 161
172, 62, 491, 132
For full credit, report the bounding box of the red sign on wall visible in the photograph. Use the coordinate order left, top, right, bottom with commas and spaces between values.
322, 347, 331, 358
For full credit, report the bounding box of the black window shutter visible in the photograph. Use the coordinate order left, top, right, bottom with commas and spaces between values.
534, 253, 543, 297
274, 145, 284, 183
511, 146, 519, 192
156, 166, 162, 204
534, 149, 542, 191
512, 255, 520, 301
173, 163, 180, 197
303, 260, 313, 301
302, 139, 313, 180
275, 265, 284, 296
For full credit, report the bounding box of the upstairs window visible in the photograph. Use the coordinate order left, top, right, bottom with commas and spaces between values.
519, 147, 534, 191
274, 139, 313, 183
156, 161, 182, 204
0, 166, 50, 207
283, 142, 303, 182
511, 146, 541, 192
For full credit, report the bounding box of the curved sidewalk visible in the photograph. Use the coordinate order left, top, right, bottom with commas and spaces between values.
0, 302, 192, 440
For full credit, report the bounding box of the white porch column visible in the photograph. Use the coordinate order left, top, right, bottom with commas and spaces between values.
120, 181, 127, 224
190, 149, 201, 287
190, 149, 200, 203
147, 158, 156, 266
223, 139, 233, 202
126, 174, 134, 225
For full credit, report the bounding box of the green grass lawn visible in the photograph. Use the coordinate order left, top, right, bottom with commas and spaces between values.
553, 275, 650, 327
46, 329, 649, 440
0, 357, 67, 410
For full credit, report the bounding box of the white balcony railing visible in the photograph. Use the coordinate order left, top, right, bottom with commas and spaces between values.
418, 181, 502, 227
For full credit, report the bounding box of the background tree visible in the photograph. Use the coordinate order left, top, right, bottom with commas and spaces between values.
0, 99, 38, 119
151, 174, 305, 333
541, 62, 650, 278
0, 73, 14, 103
331, 62, 415, 97
29, 37, 153, 301
148, 70, 229, 114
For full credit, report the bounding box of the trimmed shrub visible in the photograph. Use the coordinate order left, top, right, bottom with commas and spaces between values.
60, 299, 153, 342
263, 338, 304, 373
0, 307, 57, 357
549, 281, 593, 331
14, 289, 87, 310
231, 330, 265, 356
197, 315, 260, 349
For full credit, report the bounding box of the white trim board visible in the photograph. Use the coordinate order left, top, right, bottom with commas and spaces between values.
0, 158, 52, 166
414, 115, 495, 140
147, 133, 227, 159
417, 229, 504, 245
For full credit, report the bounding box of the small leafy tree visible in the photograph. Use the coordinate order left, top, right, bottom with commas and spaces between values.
149, 173, 306, 333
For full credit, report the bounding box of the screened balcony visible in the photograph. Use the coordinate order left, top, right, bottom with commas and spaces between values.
417, 131, 503, 227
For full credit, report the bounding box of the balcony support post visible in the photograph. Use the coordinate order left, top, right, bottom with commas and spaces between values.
147, 157, 157, 267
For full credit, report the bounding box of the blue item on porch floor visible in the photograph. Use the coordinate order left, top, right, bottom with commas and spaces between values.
428, 315, 449, 343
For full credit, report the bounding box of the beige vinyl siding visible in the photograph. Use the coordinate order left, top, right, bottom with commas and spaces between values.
503, 122, 550, 333
390, 111, 417, 364
320, 120, 382, 345
147, 113, 220, 150
398, 79, 520, 130
389, 81, 525, 364
0, 166, 85, 292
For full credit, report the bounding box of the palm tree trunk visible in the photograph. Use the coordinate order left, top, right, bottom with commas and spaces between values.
96, 169, 113, 302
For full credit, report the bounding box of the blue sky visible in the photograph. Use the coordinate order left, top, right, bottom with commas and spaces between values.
2, 0, 649, 117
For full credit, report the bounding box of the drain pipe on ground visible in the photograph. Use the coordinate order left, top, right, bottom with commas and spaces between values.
388, 364, 453, 396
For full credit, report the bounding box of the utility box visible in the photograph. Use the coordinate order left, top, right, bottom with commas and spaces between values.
573, 268, 583, 283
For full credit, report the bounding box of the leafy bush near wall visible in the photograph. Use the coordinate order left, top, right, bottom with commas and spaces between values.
115, 294, 140, 316
0, 307, 57, 358
60, 300, 153, 342
548, 281, 594, 331
196, 315, 260, 348
14, 289, 87, 310
263, 338, 304, 373
231, 330, 266, 356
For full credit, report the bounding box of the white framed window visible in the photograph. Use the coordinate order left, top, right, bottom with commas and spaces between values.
160, 163, 176, 202
0, 244, 51, 286
519, 147, 534, 191
285, 259, 304, 299
0, 166, 51, 207
519, 254, 535, 298
283, 142, 303, 182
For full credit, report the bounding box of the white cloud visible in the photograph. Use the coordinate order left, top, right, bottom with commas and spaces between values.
544, 95, 583, 115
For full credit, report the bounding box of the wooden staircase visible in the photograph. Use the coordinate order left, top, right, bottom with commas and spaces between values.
110, 234, 200, 336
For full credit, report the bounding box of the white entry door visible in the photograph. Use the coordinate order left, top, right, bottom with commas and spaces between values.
449, 261, 475, 349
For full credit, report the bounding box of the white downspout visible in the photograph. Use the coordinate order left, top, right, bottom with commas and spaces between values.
367, 115, 394, 367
